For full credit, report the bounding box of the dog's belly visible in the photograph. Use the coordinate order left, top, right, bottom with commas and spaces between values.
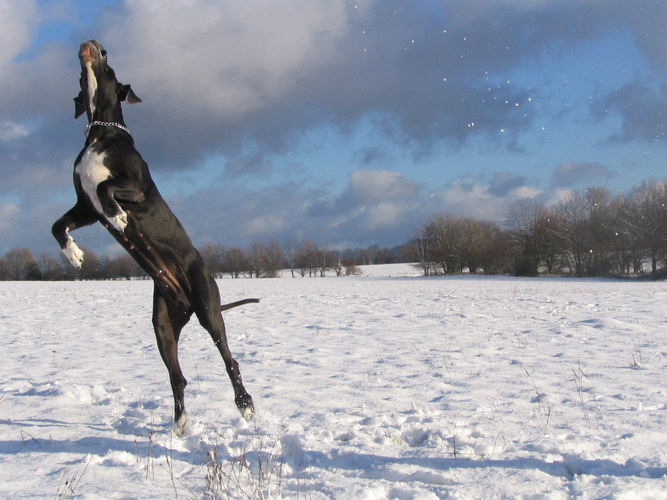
75, 147, 110, 215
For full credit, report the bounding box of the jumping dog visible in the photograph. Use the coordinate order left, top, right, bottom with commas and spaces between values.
52, 40, 256, 435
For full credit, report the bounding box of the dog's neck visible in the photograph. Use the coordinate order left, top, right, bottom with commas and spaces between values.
85, 103, 129, 138
84, 120, 130, 138
82, 61, 130, 139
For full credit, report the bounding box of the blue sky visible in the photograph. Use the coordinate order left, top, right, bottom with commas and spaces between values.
0, 0, 665, 257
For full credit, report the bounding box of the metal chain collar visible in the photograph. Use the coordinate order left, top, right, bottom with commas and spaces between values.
84, 121, 130, 137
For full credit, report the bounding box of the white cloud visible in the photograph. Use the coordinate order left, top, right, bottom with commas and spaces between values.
422, 176, 546, 222
246, 213, 285, 238
0, 202, 19, 232
0, 0, 37, 70
100, 0, 363, 120
0, 120, 29, 142
511, 185, 542, 200
347, 169, 419, 206
363, 201, 410, 232
0, 1, 73, 119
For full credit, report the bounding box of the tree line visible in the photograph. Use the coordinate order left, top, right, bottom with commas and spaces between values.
0, 239, 374, 281
1, 180, 664, 281
411, 180, 666, 277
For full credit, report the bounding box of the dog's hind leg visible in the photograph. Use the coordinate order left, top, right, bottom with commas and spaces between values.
193, 273, 254, 421
152, 285, 191, 436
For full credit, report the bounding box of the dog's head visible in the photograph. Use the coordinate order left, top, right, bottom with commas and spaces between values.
74, 40, 142, 120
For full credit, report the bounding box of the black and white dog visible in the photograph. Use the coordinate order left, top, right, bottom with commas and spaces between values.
52, 40, 255, 434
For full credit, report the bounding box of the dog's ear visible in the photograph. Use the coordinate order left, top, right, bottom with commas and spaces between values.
73, 92, 86, 119
118, 83, 142, 104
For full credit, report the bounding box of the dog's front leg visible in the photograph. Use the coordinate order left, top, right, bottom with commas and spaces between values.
52, 201, 98, 268
97, 179, 145, 232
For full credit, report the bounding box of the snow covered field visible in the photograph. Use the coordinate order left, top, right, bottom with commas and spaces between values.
1, 264, 665, 499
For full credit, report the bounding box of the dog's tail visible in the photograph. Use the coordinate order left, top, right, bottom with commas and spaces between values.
220, 298, 260, 311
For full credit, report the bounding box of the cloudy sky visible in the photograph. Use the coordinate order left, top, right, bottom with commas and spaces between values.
1, 0, 665, 257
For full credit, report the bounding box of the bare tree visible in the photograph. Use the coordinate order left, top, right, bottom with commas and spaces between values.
224, 246, 250, 279
613, 194, 646, 274
4, 248, 38, 280
556, 191, 589, 276
104, 254, 144, 279
318, 245, 332, 277
621, 180, 666, 274
418, 215, 505, 275
583, 186, 615, 275
295, 240, 320, 277
58, 253, 79, 280
536, 207, 564, 275
35, 253, 62, 280
200, 243, 226, 278
0, 258, 9, 280
283, 238, 300, 277
263, 239, 285, 278
480, 228, 512, 274
460, 218, 501, 273
421, 215, 464, 274
362, 244, 378, 266
410, 236, 434, 276
246, 241, 267, 278
341, 257, 360, 276
78, 247, 101, 280
505, 200, 546, 276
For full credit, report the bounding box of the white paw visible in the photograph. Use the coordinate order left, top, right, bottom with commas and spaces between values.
174, 411, 188, 438
239, 405, 254, 422
62, 238, 84, 269
107, 211, 128, 232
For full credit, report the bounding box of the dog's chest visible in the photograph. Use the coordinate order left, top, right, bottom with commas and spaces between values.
75, 147, 110, 214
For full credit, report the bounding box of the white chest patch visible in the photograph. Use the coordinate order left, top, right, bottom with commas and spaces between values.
76, 147, 110, 215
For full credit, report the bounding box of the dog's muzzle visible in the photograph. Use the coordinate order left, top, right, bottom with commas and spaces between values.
79, 40, 105, 65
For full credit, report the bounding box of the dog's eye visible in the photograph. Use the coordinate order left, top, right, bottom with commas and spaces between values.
101, 50, 107, 57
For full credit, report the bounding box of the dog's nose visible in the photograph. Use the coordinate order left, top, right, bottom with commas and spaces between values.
79, 42, 94, 62
79, 41, 105, 64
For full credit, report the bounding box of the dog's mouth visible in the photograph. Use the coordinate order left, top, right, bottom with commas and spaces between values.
79, 40, 106, 65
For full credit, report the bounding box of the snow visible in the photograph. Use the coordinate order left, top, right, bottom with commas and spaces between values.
1, 264, 665, 498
